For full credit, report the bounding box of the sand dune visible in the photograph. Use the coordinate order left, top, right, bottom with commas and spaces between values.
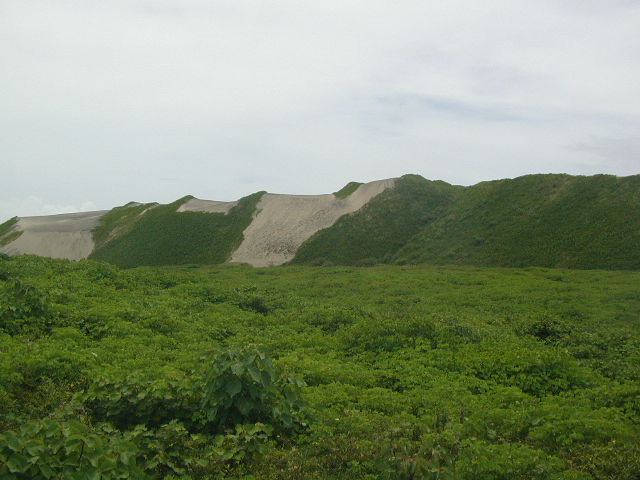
0, 178, 396, 264
177, 198, 237, 214
0, 211, 107, 260
230, 178, 396, 266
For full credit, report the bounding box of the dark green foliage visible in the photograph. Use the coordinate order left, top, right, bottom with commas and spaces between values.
0, 417, 146, 479
1, 256, 640, 478
202, 346, 306, 431
294, 173, 640, 270
90, 192, 265, 267
333, 181, 363, 199
39, 346, 305, 478
237, 295, 271, 314
82, 370, 199, 431
292, 174, 461, 265
83, 348, 305, 435
395, 174, 640, 270
0, 279, 53, 335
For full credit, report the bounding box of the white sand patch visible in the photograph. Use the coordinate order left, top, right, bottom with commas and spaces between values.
177, 198, 238, 214
230, 178, 396, 266
0, 210, 107, 260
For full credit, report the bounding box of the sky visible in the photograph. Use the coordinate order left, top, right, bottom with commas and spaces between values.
1, 0, 639, 223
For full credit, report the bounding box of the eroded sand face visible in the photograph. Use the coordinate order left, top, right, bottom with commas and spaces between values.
177, 198, 238, 214
0, 211, 107, 260
230, 178, 396, 266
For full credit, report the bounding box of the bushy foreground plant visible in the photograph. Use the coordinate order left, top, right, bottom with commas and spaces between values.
0, 417, 144, 479
202, 346, 307, 430
1, 346, 306, 478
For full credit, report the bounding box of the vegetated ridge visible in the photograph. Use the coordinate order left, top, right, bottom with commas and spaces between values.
393, 174, 640, 270
295, 173, 640, 270
0, 173, 639, 269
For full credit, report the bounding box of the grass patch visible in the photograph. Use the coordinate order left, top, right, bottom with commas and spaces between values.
0, 230, 22, 248
0, 217, 22, 248
333, 181, 363, 199
0, 217, 18, 239
92, 202, 158, 249
90, 192, 265, 267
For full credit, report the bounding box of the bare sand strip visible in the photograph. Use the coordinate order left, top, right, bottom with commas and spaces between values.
230, 178, 396, 266
177, 198, 238, 214
0, 211, 107, 260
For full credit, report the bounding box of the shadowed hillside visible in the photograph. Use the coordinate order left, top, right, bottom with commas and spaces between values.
392, 174, 640, 270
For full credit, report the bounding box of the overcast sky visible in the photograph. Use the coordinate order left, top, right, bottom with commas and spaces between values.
1, 0, 639, 222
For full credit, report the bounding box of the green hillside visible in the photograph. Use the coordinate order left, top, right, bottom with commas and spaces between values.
394, 174, 640, 270
290, 173, 640, 270
90, 192, 265, 267
292, 175, 462, 265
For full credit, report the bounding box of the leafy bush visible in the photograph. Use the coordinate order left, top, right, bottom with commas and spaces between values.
0, 418, 145, 479
0, 279, 53, 335
202, 346, 306, 431
83, 370, 199, 431
454, 441, 580, 480
340, 316, 437, 353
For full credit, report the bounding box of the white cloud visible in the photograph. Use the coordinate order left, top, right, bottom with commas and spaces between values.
0, 0, 639, 216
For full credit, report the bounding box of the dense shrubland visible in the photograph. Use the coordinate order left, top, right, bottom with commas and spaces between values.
1, 254, 639, 478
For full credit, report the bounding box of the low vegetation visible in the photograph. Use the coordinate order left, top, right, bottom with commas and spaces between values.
1, 254, 639, 478
90, 192, 265, 267
0, 217, 22, 248
333, 182, 363, 199
91, 202, 158, 249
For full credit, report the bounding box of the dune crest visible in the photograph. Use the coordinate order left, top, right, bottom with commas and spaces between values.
0, 211, 107, 260
230, 178, 396, 266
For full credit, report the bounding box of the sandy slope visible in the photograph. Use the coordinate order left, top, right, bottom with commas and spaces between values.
177, 198, 237, 214
0, 211, 107, 260
230, 178, 396, 266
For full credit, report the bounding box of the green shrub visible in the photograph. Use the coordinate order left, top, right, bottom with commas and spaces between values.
82, 370, 199, 431
0, 418, 146, 479
202, 346, 306, 431
454, 441, 581, 480
0, 279, 53, 335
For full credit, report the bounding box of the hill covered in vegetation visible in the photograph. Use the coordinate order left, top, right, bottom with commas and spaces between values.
393, 174, 640, 270
291, 173, 640, 269
1, 254, 639, 478
1, 173, 639, 270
